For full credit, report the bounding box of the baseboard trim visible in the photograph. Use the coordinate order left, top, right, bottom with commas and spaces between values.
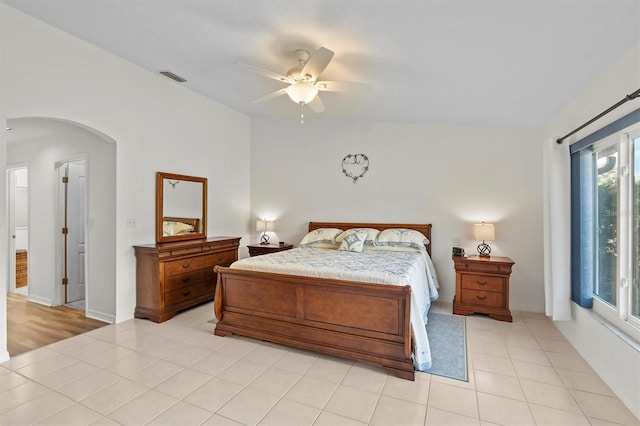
86, 309, 114, 324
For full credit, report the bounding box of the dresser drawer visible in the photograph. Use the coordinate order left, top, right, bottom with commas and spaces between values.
461, 290, 503, 308
164, 280, 214, 307
202, 240, 237, 251
204, 250, 237, 268
203, 251, 237, 281
460, 274, 503, 292
164, 270, 204, 291
164, 256, 205, 276
158, 246, 203, 259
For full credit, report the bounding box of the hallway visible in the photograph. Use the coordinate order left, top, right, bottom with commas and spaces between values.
7, 293, 107, 356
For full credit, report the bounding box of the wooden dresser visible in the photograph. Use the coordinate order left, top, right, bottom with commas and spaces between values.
134, 237, 240, 322
452, 255, 514, 322
16, 249, 28, 288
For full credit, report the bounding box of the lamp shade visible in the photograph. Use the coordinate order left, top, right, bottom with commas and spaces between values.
256, 219, 274, 232
473, 223, 495, 241
286, 82, 318, 104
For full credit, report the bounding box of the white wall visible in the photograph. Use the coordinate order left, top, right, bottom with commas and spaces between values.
543, 41, 640, 418
251, 118, 544, 311
0, 1, 251, 352
7, 118, 116, 321
0, 7, 8, 360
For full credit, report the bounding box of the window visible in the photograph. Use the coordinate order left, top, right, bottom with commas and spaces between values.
632, 136, 640, 319
571, 111, 640, 341
594, 142, 618, 308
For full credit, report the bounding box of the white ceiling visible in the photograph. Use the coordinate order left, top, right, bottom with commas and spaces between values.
3, 0, 640, 128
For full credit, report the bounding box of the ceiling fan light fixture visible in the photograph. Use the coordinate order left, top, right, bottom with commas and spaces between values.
286, 82, 318, 104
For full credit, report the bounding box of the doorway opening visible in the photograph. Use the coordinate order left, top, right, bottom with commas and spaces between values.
4, 116, 117, 360
8, 166, 29, 297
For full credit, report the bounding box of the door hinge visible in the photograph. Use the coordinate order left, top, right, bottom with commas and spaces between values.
61, 278, 68, 285
61, 227, 68, 235
62, 176, 69, 183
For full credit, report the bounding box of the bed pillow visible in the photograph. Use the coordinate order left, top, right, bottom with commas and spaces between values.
375, 228, 429, 249
299, 228, 343, 248
338, 229, 369, 252
336, 228, 380, 245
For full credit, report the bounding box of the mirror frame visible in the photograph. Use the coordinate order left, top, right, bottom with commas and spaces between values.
156, 171, 208, 243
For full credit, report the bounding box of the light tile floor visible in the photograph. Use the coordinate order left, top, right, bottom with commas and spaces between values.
1, 301, 638, 426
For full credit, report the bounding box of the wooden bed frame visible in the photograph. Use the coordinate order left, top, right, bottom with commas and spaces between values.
163, 216, 200, 233
213, 221, 432, 380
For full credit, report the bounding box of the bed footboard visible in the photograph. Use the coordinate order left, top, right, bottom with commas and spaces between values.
213, 266, 414, 380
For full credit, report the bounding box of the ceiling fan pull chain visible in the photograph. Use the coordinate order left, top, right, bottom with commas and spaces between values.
300, 103, 305, 124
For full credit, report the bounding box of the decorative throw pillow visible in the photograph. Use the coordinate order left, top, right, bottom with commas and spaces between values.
338, 229, 369, 252
336, 228, 380, 245
376, 228, 429, 249
299, 228, 343, 247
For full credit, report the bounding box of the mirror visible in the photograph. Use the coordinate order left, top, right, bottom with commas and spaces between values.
156, 171, 207, 243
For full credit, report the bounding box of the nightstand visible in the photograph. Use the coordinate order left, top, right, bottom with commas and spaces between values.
452, 255, 514, 322
247, 243, 294, 257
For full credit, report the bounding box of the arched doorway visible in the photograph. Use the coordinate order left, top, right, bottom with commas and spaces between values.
5, 117, 117, 355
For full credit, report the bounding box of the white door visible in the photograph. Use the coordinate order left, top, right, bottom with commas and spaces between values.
66, 162, 86, 303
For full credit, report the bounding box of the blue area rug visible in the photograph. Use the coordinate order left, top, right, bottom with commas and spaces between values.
424, 312, 468, 381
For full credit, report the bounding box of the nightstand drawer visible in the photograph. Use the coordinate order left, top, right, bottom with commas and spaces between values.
459, 261, 509, 274
460, 274, 503, 292
461, 290, 503, 308
164, 257, 205, 276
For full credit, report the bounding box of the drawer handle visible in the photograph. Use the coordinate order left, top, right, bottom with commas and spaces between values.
181, 277, 191, 283
476, 295, 487, 300
476, 281, 487, 286
217, 255, 224, 261
182, 290, 191, 296
182, 263, 190, 269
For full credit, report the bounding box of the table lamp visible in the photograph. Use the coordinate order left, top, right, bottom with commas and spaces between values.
473, 222, 495, 257
256, 219, 274, 245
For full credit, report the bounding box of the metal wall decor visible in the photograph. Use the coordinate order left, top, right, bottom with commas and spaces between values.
342, 154, 369, 183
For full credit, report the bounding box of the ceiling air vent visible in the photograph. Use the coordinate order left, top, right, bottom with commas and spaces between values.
159, 71, 187, 83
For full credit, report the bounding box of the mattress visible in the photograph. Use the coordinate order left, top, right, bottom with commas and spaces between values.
230, 247, 440, 370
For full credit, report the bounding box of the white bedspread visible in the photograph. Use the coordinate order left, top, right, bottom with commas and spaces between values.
230, 247, 440, 371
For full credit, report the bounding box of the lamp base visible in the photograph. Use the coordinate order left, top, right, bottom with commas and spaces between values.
477, 242, 491, 257
260, 233, 270, 245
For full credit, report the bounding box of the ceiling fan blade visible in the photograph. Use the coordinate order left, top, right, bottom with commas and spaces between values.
307, 95, 325, 113
252, 88, 288, 103
301, 47, 334, 81
316, 80, 370, 93
236, 62, 291, 84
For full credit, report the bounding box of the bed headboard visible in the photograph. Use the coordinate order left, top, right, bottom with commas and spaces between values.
308, 221, 432, 257
164, 217, 200, 229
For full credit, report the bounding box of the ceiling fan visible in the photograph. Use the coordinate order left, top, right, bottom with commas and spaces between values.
237, 47, 369, 123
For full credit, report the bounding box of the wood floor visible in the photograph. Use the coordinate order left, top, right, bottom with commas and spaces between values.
7, 293, 108, 357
